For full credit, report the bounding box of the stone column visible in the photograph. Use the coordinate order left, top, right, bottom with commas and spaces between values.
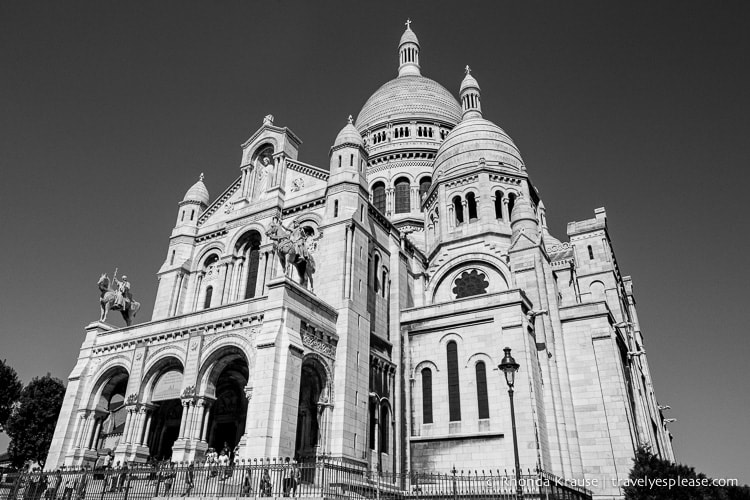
83, 413, 97, 449
232, 258, 244, 301
386, 188, 395, 216
201, 401, 213, 442
410, 186, 420, 212
141, 409, 153, 446
178, 400, 190, 439
90, 417, 103, 450
192, 399, 206, 440
241, 386, 254, 441
502, 197, 510, 221
73, 412, 87, 449
316, 403, 333, 456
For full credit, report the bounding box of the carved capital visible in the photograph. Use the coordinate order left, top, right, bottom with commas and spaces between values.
244, 386, 254, 401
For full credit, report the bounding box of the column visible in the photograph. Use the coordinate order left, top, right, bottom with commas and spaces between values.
386, 188, 395, 215
178, 400, 190, 439
134, 407, 147, 445
125, 408, 138, 444
83, 413, 96, 449
502, 197, 510, 221
73, 413, 87, 449
192, 274, 204, 312
233, 259, 245, 301
90, 417, 103, 450
255, 251, 269, 297
242, 387, 254, 438
141, 409, 153, 446
201, 402, 213, 442
192, 400, 206, 440
316, 403, 333, 456
410, 186, 420, 212
221, 261, 234, 304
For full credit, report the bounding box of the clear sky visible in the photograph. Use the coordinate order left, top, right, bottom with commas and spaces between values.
1, 0, 748, 484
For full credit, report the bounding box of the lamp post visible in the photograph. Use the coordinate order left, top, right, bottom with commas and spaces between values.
499, 347, 523, 500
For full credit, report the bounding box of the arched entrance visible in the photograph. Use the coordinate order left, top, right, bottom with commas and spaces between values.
295, 357, 329, 460
90, 367, 129, 453
142, 358, 184, 460
199, 347, 249, 454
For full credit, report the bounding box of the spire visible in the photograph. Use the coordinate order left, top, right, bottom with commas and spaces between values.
459, 65, 482, 119
398, 19, 421, 77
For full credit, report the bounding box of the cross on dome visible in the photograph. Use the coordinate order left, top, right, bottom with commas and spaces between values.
405, 19, 411, 29
348, 115, 353, 124
199, 172, 204, 182
465, 65, 471, 75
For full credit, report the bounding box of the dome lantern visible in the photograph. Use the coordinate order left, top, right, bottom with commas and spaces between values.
398, 19, 421, 77
460, 66, 482, 120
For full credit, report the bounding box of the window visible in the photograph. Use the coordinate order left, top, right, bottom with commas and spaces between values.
394, 178, 410, 214
338, 155, 341, 168
467, 192, 478, 221
190, 210, 195, 221
453, 269, 490, 299
447, 341, 461, 421
203, 286, 213, 309
350, 154, 354, 167
380, 405, 389, 453
507, 193, 516, 219
419, 177, 431, 210
422, 368, 433, 424
453, 196, 464, 225
373, 254, 380, 292
476, 362, 489, 419
181, 210, 185, 222
334, 200, 339, 218
170, 250, 175, 265
588, 245, 594, 260
494, 191, 504, 219
372, 182, 386, 214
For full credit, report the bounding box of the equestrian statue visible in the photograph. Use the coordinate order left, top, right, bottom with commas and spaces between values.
266, 217, 316, 293
98, 272, 141, 326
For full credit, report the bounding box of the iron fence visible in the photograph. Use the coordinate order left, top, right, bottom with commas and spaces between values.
0, 458, 591, 500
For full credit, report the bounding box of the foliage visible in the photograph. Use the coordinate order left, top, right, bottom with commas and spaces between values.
624, 447, 750, 500
0, 359, 23, 432
5, 374, 65, 468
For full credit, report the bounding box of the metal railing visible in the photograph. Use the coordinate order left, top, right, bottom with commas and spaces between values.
0, 458, 591, 500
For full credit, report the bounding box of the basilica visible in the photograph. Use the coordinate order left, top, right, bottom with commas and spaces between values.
47, 22, 674, 498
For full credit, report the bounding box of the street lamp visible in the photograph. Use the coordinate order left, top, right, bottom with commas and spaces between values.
499, 347, 523, 499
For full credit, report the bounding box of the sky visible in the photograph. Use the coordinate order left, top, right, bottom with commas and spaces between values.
1, 0, 748, 484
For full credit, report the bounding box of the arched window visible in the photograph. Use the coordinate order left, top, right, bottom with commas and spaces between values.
588, 245, 594, 260
381, 269, 387, 298
372, 182, 386, 214
419, 176, 432, 205
236, 231, 262, 300
350, 154, 354, 167
453, 269, 490, 299
379, 405, 389, 453
373, 254, 380, 292
508, 193, 517, 219
334, 200, 339, 218
170, 250, 175, 266
494, 190, 504, 219
203, 286, 213, 309
466, 192, 478, 221
453, 196, 464, 225
394, 177, 410, 214
447, 341, 461, 421
476, 361, 489, 419
421, 368, 433, 424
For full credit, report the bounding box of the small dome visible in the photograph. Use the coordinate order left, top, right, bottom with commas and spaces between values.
433, 118, 524, 178
355, 76, 462, 131
333, 116, 364, 147
460, 70, 480, 93
400, 26, 419, 46
183, 173, 209, 205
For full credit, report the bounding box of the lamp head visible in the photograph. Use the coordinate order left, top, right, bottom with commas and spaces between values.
499, 347, 520, 388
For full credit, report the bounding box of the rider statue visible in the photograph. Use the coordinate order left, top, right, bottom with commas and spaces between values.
290, 220, 310, 261
112, 275, 132, 311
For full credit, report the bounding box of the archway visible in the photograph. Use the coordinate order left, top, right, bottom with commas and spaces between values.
235, 230, 263, 299
91, 367, 129, 453
294, 357, 328, 460
143, 358, 184, 460
198, 347, 250, 454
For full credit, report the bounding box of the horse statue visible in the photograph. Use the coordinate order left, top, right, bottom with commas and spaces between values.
266, 219, 315, 293
98, 274, 141, 326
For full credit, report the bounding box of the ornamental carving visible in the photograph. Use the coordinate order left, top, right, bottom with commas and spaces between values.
302, 333, 336, 357
181, 385, 196, 398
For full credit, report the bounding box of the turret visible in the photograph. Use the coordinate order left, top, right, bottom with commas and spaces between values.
398, 19, 421, 77
176, 173, 209, 228
510, 194, 539, 241
459, 66, 482, 120
326, 116, 369, 220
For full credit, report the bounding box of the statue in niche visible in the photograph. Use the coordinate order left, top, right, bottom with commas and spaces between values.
252, 156, 274, 200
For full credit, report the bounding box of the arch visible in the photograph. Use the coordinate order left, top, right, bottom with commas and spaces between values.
452, 268, 490, 299
507, 192, 518, 218
589, 280, 606, 301
85, 364, 130, 411
411, 359, 439, 379
197, 345, 251, 399
249, 142, 275, 165
139, 355, 185, 403
494, 190, 504, 219
227, 224, 267, 255
429, 256, 512, 304
372, 181, 386, 214
295, 355, 330, 459
466, 192, 478, 221
194, 243, 226, 269
453, 196, 464, 224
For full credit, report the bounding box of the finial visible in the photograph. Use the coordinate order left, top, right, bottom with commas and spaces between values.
199, 172, 204, 182
263, 114, 274, 125
405, 19, 412, 30
465, 65, 471, 75
348, 115, 353, 125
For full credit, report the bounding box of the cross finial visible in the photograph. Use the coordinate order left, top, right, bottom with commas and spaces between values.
465, 65, 471, 75
199, 172, 204, 182
348, 114, 353, 124
405, 19, 412, 30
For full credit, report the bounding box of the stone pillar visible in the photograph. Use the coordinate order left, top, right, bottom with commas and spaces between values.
73, 412, 87, 449
410, 186, 420, 212
386, 188, 395, 216
201, 401, 213, 442
502, 197, 510, 221
84, 413, 97, 449
239, 386, 254, 446
178, 401, 190, 439
192, 399, 206, 440
141, 409, 153, 446
316, 403, 333, 456
90, 417, 103, 450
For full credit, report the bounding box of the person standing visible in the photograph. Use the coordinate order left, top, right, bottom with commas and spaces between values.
180, 463, 194, 498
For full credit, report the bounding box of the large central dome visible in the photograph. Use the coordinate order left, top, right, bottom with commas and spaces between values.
355, 75, 462, 131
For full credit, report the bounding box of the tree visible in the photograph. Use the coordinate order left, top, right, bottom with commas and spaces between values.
625, 447, 750, 500
0, 359, 22, 431
5, 374, 65, 468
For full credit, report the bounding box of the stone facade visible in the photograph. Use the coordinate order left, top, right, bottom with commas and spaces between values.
47, 23, 674, 499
